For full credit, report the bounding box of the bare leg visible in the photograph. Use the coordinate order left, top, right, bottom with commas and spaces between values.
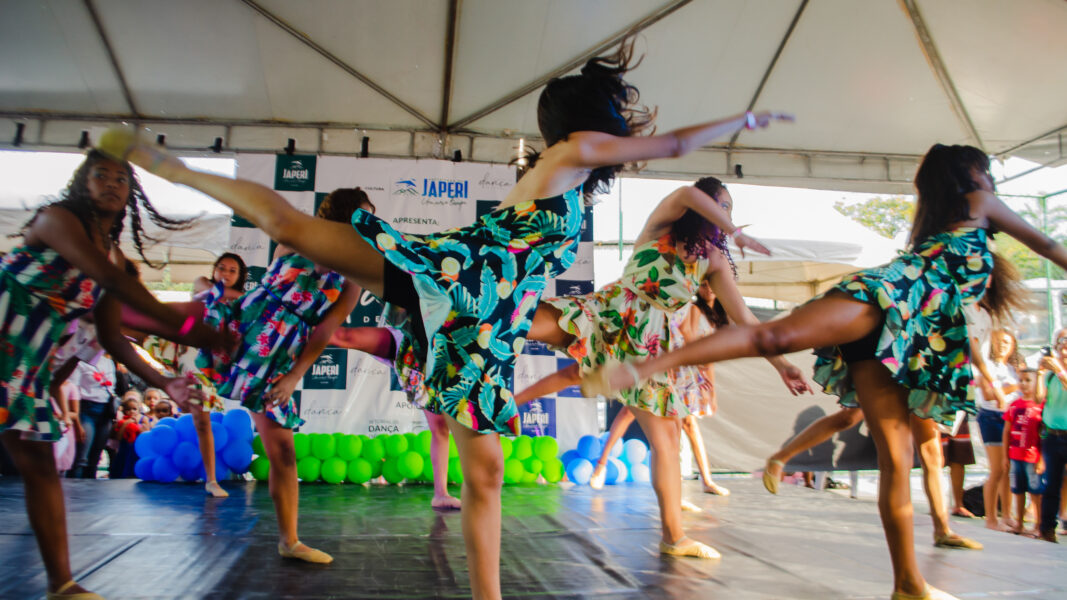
0, 431, 93, 595
590, 406, 635, 488
250, 412, 331, 563
594, 293, 881, 395
681, 415, 728, 495
1028, 493, 1043, 535
1012, 492, 1026, 534
851, 360, 926, 597
948, 462, 969, 516
525, 303, 576, 348
444, 415, 504, 600
911, 416, 982, 550
192, 406, 227, 498
515, 363, 580, 407
999, 463, 1014, 528
425, 410, 460, 510
983, 444, 1009, 529
767, 407, 864, 483
328, 327, 395, 358
629, 409, 719, 558
107, 137, 387, 297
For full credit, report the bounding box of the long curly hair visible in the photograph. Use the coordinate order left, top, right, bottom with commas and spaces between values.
671, 176, 736, 277
19, 149, 195, 268
317, 187, 374, 222
523, 37, 655, 204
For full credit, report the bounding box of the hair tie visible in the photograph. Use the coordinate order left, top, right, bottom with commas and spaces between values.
177, 315, 196, 337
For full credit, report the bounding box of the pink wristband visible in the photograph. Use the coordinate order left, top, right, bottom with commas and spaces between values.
177, 315, 196, 337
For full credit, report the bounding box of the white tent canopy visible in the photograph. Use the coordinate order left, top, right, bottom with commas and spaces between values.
2, 0, 1066, 194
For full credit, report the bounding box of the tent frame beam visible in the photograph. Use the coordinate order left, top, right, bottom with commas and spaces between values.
238, 0, 438, 130
439, 0, 461, 131
84, 0, 141, 118
727, 0, 808, 151
899, 0, 985, 152
446, 0, 692, 131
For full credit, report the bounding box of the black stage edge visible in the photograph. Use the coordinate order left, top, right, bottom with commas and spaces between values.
1, 477, 1065, 599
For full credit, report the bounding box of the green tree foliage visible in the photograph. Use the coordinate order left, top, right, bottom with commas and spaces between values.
834, 196, 915, 239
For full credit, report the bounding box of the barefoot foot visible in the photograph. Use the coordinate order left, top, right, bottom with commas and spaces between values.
431, 494, 461, 510
205, 481, 229, 498
589, 462, 607, 490
703, 481, 730, 496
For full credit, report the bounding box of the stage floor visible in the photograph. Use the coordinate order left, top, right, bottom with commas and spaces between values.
0, 477, 1064, 599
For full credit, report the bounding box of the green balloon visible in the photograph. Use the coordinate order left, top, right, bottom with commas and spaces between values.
512, 435, 533, 461
381, 457, 403, 484
416, 430, 432, 456
399, 451, 424, 480
357, 434, 371, 446
499, 437, 513, 460
521, 469, 538, 484
422, 455, 435, 481
534, 436, 559, 461
542, 458, 564, 483
252, 435, 265, 456
293, 433, 310, 460
297, 456, 321, 482
503, 458, 524, 484
250, 456, 270, 481
385, 434, 409, 457
448, 435, 458, 458
368, 456, 383, 479
311, 433, 336, 460
448, 457, 463, 484
346, 458, 373, 484
336, 434, 362, 461
524, 457, 543, 476
321, 457, 347, 484
362, 437, 385, 462
404, 431, 417, 447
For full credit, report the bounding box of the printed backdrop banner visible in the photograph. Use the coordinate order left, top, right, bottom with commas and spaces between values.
232, 154, 596, 449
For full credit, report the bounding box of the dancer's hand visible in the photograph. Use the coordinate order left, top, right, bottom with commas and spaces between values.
751, 111, 794, 128
165, 375, 206, 411
265, 372, 300, 409
776, 362, 812, 395
731, 226, 771, 258
188, 322, 239, 355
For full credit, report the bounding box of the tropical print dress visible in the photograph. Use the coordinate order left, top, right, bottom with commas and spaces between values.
813, 228, 994, 426
196, 252, 344, 428
668, 303, 716, 417
0, 245, 101, 441
351, 189, 582, 435
544, 234, 709, 417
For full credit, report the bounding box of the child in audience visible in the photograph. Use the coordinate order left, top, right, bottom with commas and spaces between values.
1004, 367, 1045, 536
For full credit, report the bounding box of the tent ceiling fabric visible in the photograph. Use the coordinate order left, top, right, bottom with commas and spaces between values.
1, 0, 1065, 193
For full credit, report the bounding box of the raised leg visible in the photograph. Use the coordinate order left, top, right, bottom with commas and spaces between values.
851, 360, 926, 597
328, 327, 395, 358
444, 415, 504, 600
424, 410, 460, 510
515, 363, 580, 407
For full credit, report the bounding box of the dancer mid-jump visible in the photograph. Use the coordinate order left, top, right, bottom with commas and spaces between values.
98, 38, 792, 600
582, 144, 1065, 600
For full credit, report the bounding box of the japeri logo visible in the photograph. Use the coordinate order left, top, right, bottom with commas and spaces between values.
393, 179, 419, 196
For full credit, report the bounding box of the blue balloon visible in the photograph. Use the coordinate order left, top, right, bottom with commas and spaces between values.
152, 456, 179, 483
210, 420, 230, 451
566, 458, 593, 485
222, 409, 254, 441
150, 425, 178, 456
605, 458, 619, 484
576, 435, 602, 461
622, 439, 648, 466
609, 439, 623, 458
180, 467, 202, 482
222, 441, 253, 473
134, 457, 156, 481
155, 416, 179, 429
174, 414, 198, 443
134, 430, 158, 459
172, 441, 202, 471
609, 457, 627, 484
210, 412, 224, 424
630, 463, 651, 483
213, 457, 231, 482
560, 449, 580, 466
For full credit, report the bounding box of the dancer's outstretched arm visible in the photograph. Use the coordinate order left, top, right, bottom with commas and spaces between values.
977, 190, 1067, 270
638, 185, 769, 257
262, 279, 361, 406
704, 253, 811, 395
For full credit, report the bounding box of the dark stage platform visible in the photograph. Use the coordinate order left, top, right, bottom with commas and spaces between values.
1, 477, 1065, 599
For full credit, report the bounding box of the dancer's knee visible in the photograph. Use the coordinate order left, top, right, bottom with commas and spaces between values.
464, 457, 505, 496
752, 325, 792, 357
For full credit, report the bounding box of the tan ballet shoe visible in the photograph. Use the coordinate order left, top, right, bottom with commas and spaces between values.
205, 481, 229, 498
278, 540, 333, 564
580, 366, 613, 398
680, 499, 703, 512
659, 536, 721, 559
96, 127, 180, 176
934, 532, 983, 550
45, 580, 105, 599
589, 462, 607, 490
762, 459, 784, 495
890, 584, 958, 600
